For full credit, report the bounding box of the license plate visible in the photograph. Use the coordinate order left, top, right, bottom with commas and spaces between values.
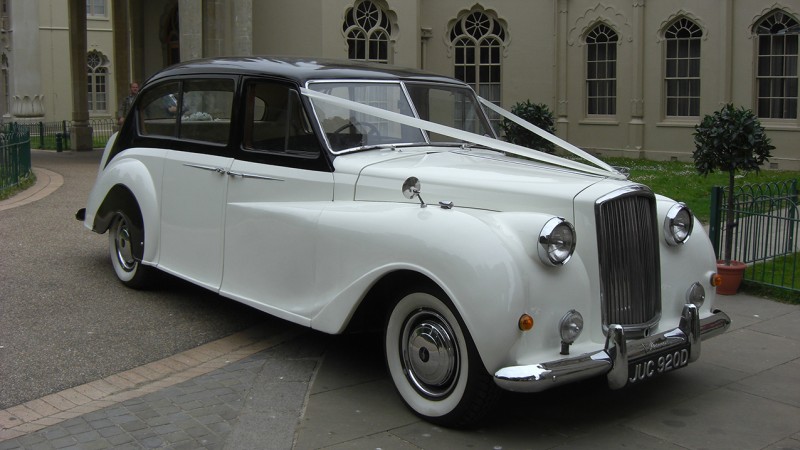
627, 345, 690, 385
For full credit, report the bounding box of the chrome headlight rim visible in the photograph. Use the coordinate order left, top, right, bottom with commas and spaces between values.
538, 217, 577, 266
664, 203, 694, 246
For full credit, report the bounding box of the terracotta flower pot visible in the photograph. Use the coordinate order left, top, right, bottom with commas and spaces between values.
716, 260, 746, 295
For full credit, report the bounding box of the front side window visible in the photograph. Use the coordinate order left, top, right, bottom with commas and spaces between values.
586, 24, 618, 116
664, 18, 702, 117
754, 10, 799, 119
87, 50, 108, 113
343, 0, 393, 63
449, 10, 506, 126
243, 82, 320, 156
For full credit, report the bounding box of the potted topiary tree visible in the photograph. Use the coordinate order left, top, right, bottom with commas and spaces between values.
499, 100, 556, 153
692, 104, 774, 294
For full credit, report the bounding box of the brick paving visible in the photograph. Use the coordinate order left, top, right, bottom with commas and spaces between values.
0, 327, 313, 449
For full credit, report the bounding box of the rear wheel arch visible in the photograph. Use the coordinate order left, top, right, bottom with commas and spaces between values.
94, 185, 145, 261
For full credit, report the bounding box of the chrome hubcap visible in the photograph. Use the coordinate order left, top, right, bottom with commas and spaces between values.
401, 309, 459, 398
114, 218, 136, 272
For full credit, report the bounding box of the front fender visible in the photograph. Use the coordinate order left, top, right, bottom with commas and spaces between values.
311, 203, 572, 373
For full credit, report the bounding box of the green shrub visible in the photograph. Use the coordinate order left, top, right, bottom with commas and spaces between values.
692, 104, 774, 265
499, 100, 556, 153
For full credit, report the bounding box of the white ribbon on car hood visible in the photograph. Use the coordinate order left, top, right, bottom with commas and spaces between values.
301, 87, 624, 179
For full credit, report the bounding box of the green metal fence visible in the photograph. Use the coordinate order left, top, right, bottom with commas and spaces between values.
710, 180, 799, 293
0, 124, 32, 192
8, 119, 115, 151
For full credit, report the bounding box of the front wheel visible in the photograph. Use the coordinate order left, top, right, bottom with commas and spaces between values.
384, 286, 500, 427
109, 212, 155, 289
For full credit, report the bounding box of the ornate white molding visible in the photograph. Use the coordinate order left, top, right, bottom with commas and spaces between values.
568, 3, 632, 47
443, 3, 511, 58
340, 0, 399, 59
656, 10, 709, 42
748, 3, 799, 37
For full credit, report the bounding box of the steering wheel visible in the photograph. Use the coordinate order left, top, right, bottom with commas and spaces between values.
332, 121, 380, 137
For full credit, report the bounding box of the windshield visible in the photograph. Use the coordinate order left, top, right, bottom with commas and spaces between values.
307, 81, 493, 152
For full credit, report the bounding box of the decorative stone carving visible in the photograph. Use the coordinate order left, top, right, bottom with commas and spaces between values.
657, 10, 709, 42
11, 95, 44, 118
568, 3, 632, 46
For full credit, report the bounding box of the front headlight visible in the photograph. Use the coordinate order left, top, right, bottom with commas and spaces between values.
538, 218, 576, 266
664, 203, 693, 246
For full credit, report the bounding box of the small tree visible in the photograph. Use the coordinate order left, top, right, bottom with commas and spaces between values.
692, 104, 774, 265
499, 100, 556, 153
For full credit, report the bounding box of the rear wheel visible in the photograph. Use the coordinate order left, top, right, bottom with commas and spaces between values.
384, 285, 500, 427
109, 212, 154, 289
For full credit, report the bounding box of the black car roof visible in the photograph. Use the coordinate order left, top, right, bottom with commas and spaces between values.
145, 56, 465, 86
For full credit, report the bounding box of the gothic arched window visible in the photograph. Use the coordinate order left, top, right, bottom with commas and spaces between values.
754, 10, 799, 119
664, 18, 702, 117
585, 24, 618, 116
450, 11, 505, 105
343, 0, 392, 63
87, 50, 108, 114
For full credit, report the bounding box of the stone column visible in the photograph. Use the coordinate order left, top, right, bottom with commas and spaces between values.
180, 0, 203, 60
112, 0, 132, 116
555, 0, 569, 139
629, 0, 645, 156
231, 0, 252, 56
720, 0, 733, 105
68, 1, 93, 151
9, 0, 44, 118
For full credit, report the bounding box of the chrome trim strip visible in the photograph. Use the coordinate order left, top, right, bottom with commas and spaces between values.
493, 306, 731, 393
183, 163, 226, 174
226, 171, 284, 181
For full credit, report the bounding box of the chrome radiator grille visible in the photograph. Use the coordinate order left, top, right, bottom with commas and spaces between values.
596, 187, 661, 333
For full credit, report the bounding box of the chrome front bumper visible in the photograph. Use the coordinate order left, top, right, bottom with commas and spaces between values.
494, 304, 731, 392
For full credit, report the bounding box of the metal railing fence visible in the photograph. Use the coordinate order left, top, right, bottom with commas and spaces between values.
710, 180, 799, 293
0, 124, 32, 191
5, 119, 115, 151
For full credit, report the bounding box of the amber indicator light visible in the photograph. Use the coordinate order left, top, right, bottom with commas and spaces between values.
518, 314, 534, 331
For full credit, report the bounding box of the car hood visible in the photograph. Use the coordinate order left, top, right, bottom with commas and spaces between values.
335, 148, 612, 216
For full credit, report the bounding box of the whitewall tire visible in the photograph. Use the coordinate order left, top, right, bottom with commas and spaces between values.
384, 285, 499, 427
109, 212, 154, 289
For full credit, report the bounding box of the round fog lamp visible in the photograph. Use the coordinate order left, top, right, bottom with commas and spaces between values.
559, 310, 583, 355
685, 282, 705, 308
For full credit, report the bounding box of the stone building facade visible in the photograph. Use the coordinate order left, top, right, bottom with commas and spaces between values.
3, 0, 799, 168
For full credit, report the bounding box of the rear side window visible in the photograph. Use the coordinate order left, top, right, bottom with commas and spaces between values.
137, 78, 235, 145
138, 82, 180, 138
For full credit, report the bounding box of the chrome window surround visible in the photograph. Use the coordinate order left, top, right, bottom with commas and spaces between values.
595, 185, 662, 337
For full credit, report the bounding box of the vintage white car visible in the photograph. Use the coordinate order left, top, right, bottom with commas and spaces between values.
78, 57, 731, 427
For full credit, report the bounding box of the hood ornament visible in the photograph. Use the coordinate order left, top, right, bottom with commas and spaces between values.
402, 177, 426, 208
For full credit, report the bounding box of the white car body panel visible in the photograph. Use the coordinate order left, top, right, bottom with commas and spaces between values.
158, 151, 233, 290
81, 58, 730, 413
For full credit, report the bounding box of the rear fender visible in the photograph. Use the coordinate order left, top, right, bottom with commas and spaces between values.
84, 151, 164, 264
